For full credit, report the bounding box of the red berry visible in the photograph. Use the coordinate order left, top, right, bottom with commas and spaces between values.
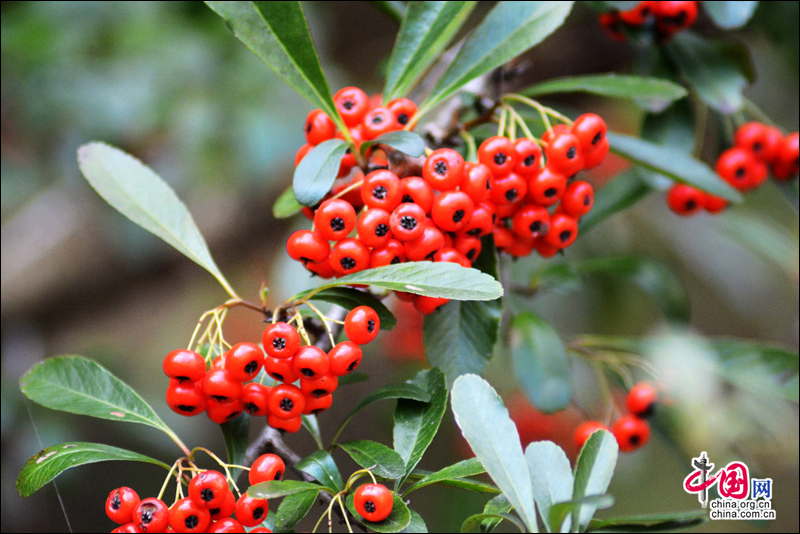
460, 162, 493, 203
242, 383, 272, 416
619, 1, 658, 25
506, 234, 536, 257
335, 87, 370, 127
362, 107, 400, 140
716, 147, 761, 190
423, 148, 465, 191
413, 295, 450, 314
458, 202, 495, 238
545, 132, 584, 177
304, 109, 335, 146
249, 454, 285, 485
626, 382, 658, 417
202, 369, 243, 404
543, 213, 578, 249
206, 517, 247, 533
574, 421, 609, 449
362, 170, 402, 211
387, 98, 417, 126
163, 349, 206, 383
345, 306, 380, 345
454, 235, 482, 263
513, 138, 543, 176
166, 379, 207, 417
303, 392, 334, 415
599, 12, 625, 42
666, 184, 704, 216
106, 487, 140, 524
291, 345, 331, 379
735, 122, 782, 163
286, 230, 330, 265
132, 497, 169, 533
170, 497, 211, 533
328, 341, 363, 376
399, 176, 435, 213
306, 259, 336, 279
434, 248, 471, 268
478, 136, 518, 178
582, 137, 610, 169
535, 238, 560, 258
268, 383, 306, 420
264, 356, 299, 383
354, 483, 394, 522
206, 398, 244, 424
572, 113, 607, 154
300, 372, 339, 398
431, 190, 475, 232
262, 322, 301, 360
657, 1, 698, 33
224, 342, 264, 382
314, 199, 357, 242
612, 414, 651, 452
234, 494, 269, 528
512, 205, 550, 239
404, 223, 445, 261
772, 132, 799, 180
358, 208, 393, 249
702, 192, 728, 214
209, 490, 235, 521
268, 413, 303, 432
330, 238, 371, 276
490, 173, 528, 206
526, 166, 567, 206
493, 225, 516, 252
390, 202, 427, 242
561, 181, 594, 218
370, 239, 407, 268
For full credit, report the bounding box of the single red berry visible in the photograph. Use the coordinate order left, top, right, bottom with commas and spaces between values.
249, 454, 285, 486
716, 147, 762, 190
772, 132, 799, 180
387, 97, 417, 126
330, 238, 371, 276
399, 176, 435, 213
264, 355, 299, 383
303, 392, 334, 415
493, 225, 516, 253
267, 413, 303, 433
354, 483, 394, 522
666, 184, 704, 216
304, 109, 335, 146
599, 12, 625, 42
291, 345, 331, 379
132, 498, 169, 533
454, 235, 482, 263
422, 148, 465, 191
370, 239, 407, 268
413, 295, 450, 314
626, 382, 658, 418
545, 132, 584, 177
572, 113, 608, 154
106, 487, 140, 524
478, 136, 518, 178
224, 342, 264, 382
328, 341, 363, 376
362, 107, 400, 140
202, 369, 243, 404
612, 414, 651, 453
543, 213, 579, 249
735, 122, 782, 163
619, 0, 658, 25
513, 138, 543, 176
335, 87, 370, 127
404, 223, 445, 261
170, 497, 211, 533
209, 490, 235, 521
358, 208, 393, 249
206, 517, 247, 533
268, 383, 306, 420
561, 181, 594, 218
345, 306, 380, 345
434, 248, 471, 268
300, 372, 339, 398
460, 162, 493, 203
490, 173, 527, 206
306, 259, 336, 279
526, 166, 567, 206
431, 191, 475, 232
389, 202, 427, 242
574, 421, 609, 449
242, 382, 272, 416
234, 494, 269, 528
206, 398, 244, 424
262, 322, 301, 360
582, 137, 610, 169
512, 205, 550, 239
286, 230, 330, 265
362, 170, 402, 211
295, 144, 312, 167
314, 199, 357, 242
166, 379, 207, 416
458, 202, 495, 238
657, 1, 698, 33
163, 349, 206, 383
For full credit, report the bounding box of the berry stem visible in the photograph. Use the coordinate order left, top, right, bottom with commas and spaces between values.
504, 105, 541, 148
304, 301, 337, 347
459, 129, 478, 162
497, 106, 508, 137
331, 179, 365, 201
157, 460, 180, 501
191, 447, 242, 497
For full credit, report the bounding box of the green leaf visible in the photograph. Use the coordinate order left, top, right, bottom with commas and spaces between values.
702, 1, 758, 29
372, 0, 407, 24
401, 510, 429, 533
523, 74, 687, 112
17, 442, 168, 498
393, 368, 448, 486
248, 479, 328, 499
711, 340, 799, 402
302, 414, 324, 450
220, 413, 249, 482
361, 131, 427, 157
461, 513, 526, 533
299, 262, 504, 301
295, 450, 345, 493
550, 495, 614, 533
272, 186, 303, 219
384, 1, 478, 101
666, 32, 748, 114
407, 469, 501, 494
451, 375, 538, 533
308, 287, 397, 331
205, 1, 342, 128
337, 440, 406, 479
572, 430, 618, 530
579, 170, 653, 234
607, 132, 743, 202
77, 143, 235, 296
423, 1, 574, 111
524, 441, 574, 532
587, 510, 709, 533
403, 457, 486, 495
511, 313, 572, 414
346, 491, 412, 532
274, 488, 320, 532
480, 494, 512, 533
293, 138, 349, 207
19, 355, 172, 435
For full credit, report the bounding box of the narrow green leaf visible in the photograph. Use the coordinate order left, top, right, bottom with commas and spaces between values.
295, 450, 345, 493
702, 1, 758, 29
572, 430, 619, 530
19, 356, 172, 434
550, 495, 614, 533
308, 287, 397, 331
401, 510, 429, 533
273, 186, 303, 219
337, 440, 406, 479
587, 510, 709, 533
524, 441, 574, 532
461, 513, 526, 534
424, 1, 574, 111
248, 479, 328, 499
205, 1, 342, 128
524, 74, 687, 112
346, 491, 412, 532
293, 139, 349, 207
480, 494, 512, 533
302, 414, 324, 450
274, 489, 320, 532
360, 130, 427, 157
511, 313, 572, 414
451, 375, 538, 532
384, 1, 478, 101
607, 132, 743, 202
393, 369, 448, 486
220, 413, 249, 481
666, 32, 748, 114
17, 442, 168, 498
372, 0, 406, 24
579, 170, 653, 234
407, 469, 501, 494
77, 143, 235, 296
404, 457, 486, 494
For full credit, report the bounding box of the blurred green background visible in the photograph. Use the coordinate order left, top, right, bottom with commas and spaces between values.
1, 2, 797, 532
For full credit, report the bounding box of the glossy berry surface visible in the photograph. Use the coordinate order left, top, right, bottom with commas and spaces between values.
345, 306, 380, 345
106, 487, 140, 524
334, 87, 370, 127
329, 238, 370, 276
268, 383, 306, 420
262, 322, 301, 360
132, 497, 170, 533
291, 345, 331, 379
224, 342, 264, 382
169, 497, 211, 533
612, 414, 651, 453
354, 483, 394, 522
314, 199, 357, 242
390, 202, 427, 242
286, 230, 329, 265
478, 136, 518, 178
304, 109, 335, 146
626, 382, 658, 417
202, 369, 243, 404
234, 494, 269, 528
328, 341, 363, 376
163, 349, 206, 383
189, 470, 229, 509
422, 148, 465, 191
166, 379, 206, 416
249, 454, 285, 486
362, 170, 402, 211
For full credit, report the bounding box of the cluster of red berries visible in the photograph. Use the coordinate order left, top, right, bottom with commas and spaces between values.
668, 123, 799, 216
106, 454, 283, 532
574, 382, 657, 453
599, 1, 698, 43
163, 306, 380, 430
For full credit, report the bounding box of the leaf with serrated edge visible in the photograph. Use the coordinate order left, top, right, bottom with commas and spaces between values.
451, 375, 538, 532
17, 442, 168, 498
404, 457, 485, 494
361, 131, 426, 157
572, 430, 618, 530
274, 488, 320, 532
346, 491, 411, 533
293, 139, 349, 207
525, 441, 574, 532
248, 480, 327, 499
221, 413, 249, 481
295, 450, 344, 493
338, 440, 406, 479
77, 143, 234, 295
